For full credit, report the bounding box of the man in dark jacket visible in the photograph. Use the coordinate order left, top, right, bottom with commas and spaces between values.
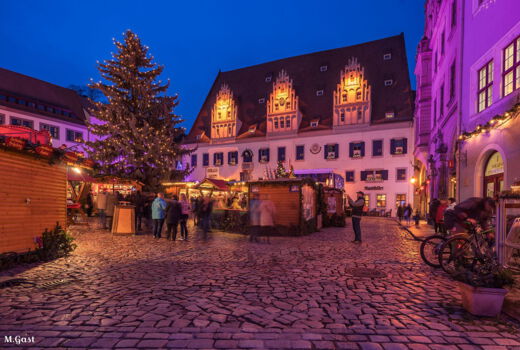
165, 195, 182, 241
444, 197, 495, 232
132, 191, 145, 232
347, 191, 365, 243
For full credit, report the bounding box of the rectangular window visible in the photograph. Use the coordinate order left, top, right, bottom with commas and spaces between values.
40, 123, 60, 139
372, 140, 383, 157
396, 168, 407, 181
259, 148, 270, 163
396, 194, 406, 208
191, 154, 197, 167
503, 36, 520, 96
361, 170, 388, 182
213, 152, 224, 166
450, 62, 456, 99
277, 147, 286, 162
478, 60, 493, 112
349, 142, 365, 158
364, 194, 370, 209
228, 151, 238, 165
345, 171, 355, 183
66, 129, 83, 142
10, 117, 34, 129
390, 138, 408, 155
296, 145, 305, 161
202, 153, 209, 166
376, 194, 387, 208
324, 144, 339, 160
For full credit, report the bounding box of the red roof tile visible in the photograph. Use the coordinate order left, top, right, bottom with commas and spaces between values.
187, 34, 414, 143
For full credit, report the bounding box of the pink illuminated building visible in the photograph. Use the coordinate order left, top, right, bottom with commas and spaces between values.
414, 0, 520, 207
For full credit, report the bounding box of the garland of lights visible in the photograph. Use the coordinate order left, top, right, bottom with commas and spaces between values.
458, 103, 520, 141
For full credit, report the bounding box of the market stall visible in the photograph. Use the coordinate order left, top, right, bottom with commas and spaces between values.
248, 178, 317, 235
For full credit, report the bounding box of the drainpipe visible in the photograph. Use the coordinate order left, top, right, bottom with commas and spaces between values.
456, 0, 466, 202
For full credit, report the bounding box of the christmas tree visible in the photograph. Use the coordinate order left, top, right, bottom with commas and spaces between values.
86, 30, 191, 191
275, 161, 288, 178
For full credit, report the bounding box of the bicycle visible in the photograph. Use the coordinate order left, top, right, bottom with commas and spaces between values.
437, 222, 495, 274
420, 233, 448, 268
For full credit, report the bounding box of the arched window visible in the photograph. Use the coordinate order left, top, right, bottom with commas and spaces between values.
484, 151, 504, 197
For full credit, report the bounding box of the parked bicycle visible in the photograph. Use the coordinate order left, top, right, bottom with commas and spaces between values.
420, 233, 448, 268
437, 222, 495, 274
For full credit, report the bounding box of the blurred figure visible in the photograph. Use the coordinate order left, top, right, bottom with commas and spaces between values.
249, 194, 261, 242
105, 191, 118, 230
413, 209, 421, 228
201, 196, 213, 240
132, 190, 145, 232
447, 197, 457, 210
97, 190, 108, 229
85, 191, 94, 217
404, 203, 413, 226
165, 195, 182, 241
436, 200, 448, 234
397, 204, 404, 223
429, 198, 440, 227
347, 191, 365, 243
179, 194, 191, 240
259, 193, 275, 243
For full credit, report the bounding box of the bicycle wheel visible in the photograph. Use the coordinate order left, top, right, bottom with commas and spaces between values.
420, 235, 447, 268
438, 236, 471, 274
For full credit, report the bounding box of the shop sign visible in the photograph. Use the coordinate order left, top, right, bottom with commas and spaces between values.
64, 151, 79, 162
206, 167, 219, 179
35, 145, 53, 157
6, 137, 26, 150
485, 152, 504, 176
364, 186, 383, 191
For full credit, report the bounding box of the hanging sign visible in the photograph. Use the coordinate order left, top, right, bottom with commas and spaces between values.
35, 145, 54, 157
64, 151, 79, 162
6, 137, 26, 150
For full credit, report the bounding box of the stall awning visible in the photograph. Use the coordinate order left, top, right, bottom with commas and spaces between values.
67, 169, 95, 182
197, 178, 230, 191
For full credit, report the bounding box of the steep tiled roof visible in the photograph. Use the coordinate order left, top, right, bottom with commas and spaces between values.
0, 68, 89, 125
187, 34, 414, 143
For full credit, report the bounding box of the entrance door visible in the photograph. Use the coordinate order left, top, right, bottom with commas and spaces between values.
483, 152, 504, 198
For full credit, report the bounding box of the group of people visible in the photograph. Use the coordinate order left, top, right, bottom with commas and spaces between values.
397, 203, 421, 227
428, 197, 457, 233
149, 193, 192, 240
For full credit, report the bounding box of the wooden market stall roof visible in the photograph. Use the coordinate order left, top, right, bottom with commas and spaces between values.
196, 178, 230, 191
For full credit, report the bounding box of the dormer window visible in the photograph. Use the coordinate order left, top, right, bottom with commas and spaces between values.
385, 112, 395, 119
320, 65, 328, 72
265, 76, 272, 82
384, 79, 394, 86
310, 119, 319, 128
383, 53, 392, 60
248, 125, 257, 133
258, 98, 265, 104
316, 90, 324, 96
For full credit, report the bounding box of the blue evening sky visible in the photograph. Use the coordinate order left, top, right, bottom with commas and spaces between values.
0, 0, 424, 128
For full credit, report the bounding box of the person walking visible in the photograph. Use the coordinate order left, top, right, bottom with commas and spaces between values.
179, 194, 191, 240
151, 193, 167, 239
259, 194, 276, 243
85, 191, 94, 217
429, 198, 440, 228
347, 191, 365, 243
404, 203, 413, 226
200, 196, 213, 240
249, 194, 261, 242
165, 195, 182, 241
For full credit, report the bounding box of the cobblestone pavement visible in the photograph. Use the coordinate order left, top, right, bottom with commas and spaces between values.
1, 218, 519, 349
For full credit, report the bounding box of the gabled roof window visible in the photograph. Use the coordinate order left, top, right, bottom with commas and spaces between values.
316, 90, 324, 96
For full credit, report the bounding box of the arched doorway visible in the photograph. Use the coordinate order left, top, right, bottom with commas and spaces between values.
483, 151, 504, 197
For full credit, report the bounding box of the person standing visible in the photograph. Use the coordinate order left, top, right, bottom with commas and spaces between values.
447, 197, 457, 210
429, 198, 440, 228
397, 204, 404, 223
165, 195, 182, 241
132, 190, 145, 232
179, 194, 191, 240
436, 200, 448, 234
85, 191, 94, 217
347, 191, 365, 243
259, 194, 276, 243
151, 193, 167, 239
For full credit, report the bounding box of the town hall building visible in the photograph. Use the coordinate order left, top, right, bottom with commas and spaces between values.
184, 34, 416, 212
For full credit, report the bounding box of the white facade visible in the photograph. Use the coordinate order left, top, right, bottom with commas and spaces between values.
0, 104, 92, 151
186, 121, 415, 213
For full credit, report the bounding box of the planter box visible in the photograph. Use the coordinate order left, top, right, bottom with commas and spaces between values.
458, 282, 508, 317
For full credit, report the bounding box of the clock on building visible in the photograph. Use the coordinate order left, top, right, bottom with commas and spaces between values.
310, 143, 321, 154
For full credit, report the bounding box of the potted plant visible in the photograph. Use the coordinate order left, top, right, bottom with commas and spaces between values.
453, 261, 514, 317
